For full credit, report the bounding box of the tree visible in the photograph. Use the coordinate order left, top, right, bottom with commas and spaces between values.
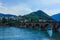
2, 17, 7, 23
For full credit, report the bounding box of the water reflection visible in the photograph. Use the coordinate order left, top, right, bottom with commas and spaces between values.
58, 26, 60, 33
51, 32, 60, 40
0, 26, 60, 40
47, 30, 52, 37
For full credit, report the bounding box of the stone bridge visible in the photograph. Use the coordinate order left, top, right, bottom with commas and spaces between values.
18, 22, 60, 32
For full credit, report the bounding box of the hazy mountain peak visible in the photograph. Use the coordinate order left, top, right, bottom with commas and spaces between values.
52, 13, 60, 22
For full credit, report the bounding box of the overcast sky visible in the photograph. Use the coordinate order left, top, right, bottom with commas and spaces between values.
0, 0, 60, 16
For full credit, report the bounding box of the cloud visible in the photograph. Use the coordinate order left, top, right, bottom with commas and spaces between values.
41, 0, 60, 6
43, 9, 60, 16
0, 3, 2, 7
26, 0, 60, 7
27, 0, 60, 16
0, 0, 60, 16
0, 3, 32, 16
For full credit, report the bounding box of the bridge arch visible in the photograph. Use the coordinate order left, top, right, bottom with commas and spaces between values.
53, 23, 60, 32
45, 24, 53, 30
32, 23, 41, 29
26, 23, 33, 28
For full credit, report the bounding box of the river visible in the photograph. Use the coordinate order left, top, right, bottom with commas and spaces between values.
0, 26, 60, 40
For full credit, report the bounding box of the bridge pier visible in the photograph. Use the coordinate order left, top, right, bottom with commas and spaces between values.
53, 23, 60, 32
53, 27, 58, 32
41, 24, 46, 31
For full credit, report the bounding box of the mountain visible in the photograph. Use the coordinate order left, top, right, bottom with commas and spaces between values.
0, 13, 5, 16
0, 10, 56, 22
0, 13, 17, 17
52, 13, 60, 22
22, 10, 55, 22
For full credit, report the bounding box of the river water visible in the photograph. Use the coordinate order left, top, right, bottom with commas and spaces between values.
0, 26, 60, 40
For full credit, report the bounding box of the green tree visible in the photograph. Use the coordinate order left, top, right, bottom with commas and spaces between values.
2, 17, 7, 23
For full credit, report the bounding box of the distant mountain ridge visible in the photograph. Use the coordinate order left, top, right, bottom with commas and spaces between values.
0, 13, 17, 17
52, 13, 60, 22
